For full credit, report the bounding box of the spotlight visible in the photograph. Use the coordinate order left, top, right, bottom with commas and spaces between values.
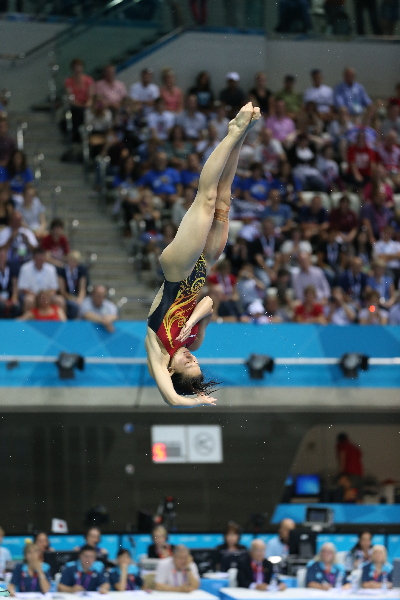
56, 353, 85, 379
339, 353, 369, 378
246, 354, 274, 379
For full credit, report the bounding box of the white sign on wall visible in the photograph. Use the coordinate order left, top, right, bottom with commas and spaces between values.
151, 425, 223, 463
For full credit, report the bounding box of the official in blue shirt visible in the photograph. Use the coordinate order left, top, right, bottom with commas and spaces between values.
361, 545, 393, 589
139, 152, 181, 199
109, 548, 144, 591
9, 543, 51, 596
306, 543, 349, 590
0, 150, 34, 194
333, 68, 372, 116
266, 518, 295, 560
58, 544, 109, 594
241, 163, 271, 203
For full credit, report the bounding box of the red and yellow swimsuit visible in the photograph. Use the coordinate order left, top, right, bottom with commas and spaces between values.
147, 254, 207, 357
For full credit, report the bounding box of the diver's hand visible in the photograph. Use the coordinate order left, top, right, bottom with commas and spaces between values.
176, 320, 195, 343
195, 393, 218, 406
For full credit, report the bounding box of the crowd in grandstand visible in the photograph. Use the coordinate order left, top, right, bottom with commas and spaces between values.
0, 523, 395, 593
1, 57, 400, 326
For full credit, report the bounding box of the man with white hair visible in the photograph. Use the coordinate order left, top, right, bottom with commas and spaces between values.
154, 544, 199, 592
306, 542, 348, 590
266, 518, 295, 559
237, 539, 286, 590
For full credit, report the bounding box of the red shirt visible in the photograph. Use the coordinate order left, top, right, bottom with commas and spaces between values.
41, 234, 70, 260
31, 305, 60, 321
295, 303, 323, 321
347, 145, 376, 177
329, 207, 358, 233
336, 440, 364, 476
64, 75, 94, 105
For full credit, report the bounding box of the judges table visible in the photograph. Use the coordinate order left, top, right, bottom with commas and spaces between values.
219, 587, 400, 600
13, 592, 219, 600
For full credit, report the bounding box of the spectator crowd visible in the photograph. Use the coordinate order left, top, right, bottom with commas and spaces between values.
61, 58, 400, 326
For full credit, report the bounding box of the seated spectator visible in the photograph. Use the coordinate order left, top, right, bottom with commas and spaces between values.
249, 217, 281, 285
345, 531, 373, 572
306, 543, 348, 590
329, 194, 358, 243
280, 227, 312, 269
0, 182, 14, 227
8, 543, 51, 596
18, 290, 66, 322
262, 189, 294, 235
298, 195, 329, 245
377, 130, 400, 191
334, 473, 361, 503
80, 285, 118, 333
180, 153, 201, 189
253, 129, 285, 177
115, 98, 143, 153
0, 211, 38, 269
208, 260, 241, 322
172, 187, 195, 227
327, 106, 353, 160
289, 135, 327, 192
139, 152, 181, 204
358, 290, 389, 324
109, 549, 143, 591
219, 72, 246, 119
360, 191, 393, 243
294, 285, 326, 323
176, 95, 206, 141
361, 545, 393, 589
16, 183, 47, 239
381, 101, 400, 141
154, 545, 200, 592
274, 75, 302, 118
33, 531, 55, 561
148, 525, 174, 559
209, 101, 229, 141
263, 293, 291, 323
248, 72, 273, 116
147, 97, 175, 142
346, 129, 376, 188
303, 69, 334, 118
241, 162, 271, 204
297, 102, 324, 142
366, 259, 396, 309
0, 246, 20, 319
363, 165, 394, 208
0, 525, 12, 579
270, 161, 302, 209
237, 539, 286, 590
74, 527, 108, 559
339, 256, 368, 306
130, 67, 159, 114
236, 263, 266, 314
196, 123, 220, 164
324, 287, 356, 325
225, 236, 251, 276
316, 144, 341, 192
354, 229, 372, 267
58, 251, 88, 320
160, 67, 183, 113
41, 218, 70, 268
188, 71, 214, 114
265, 100, 296, 144
95, 64, 127, 111
84, 96, 113, 157
64, 58, 95, 141
0, 116, 16, 167
334, 67, 372, 117
389, 292, 400, 324
317, 228, 346, 285
293, 252, 331, 303
266, 518, 295, 560
114, 154, 140, 202
165, 124, 193, 161
0, 150, 34, 194
130, 189, 162, 246
215, 522, 247, 571
58, 545, 109, 594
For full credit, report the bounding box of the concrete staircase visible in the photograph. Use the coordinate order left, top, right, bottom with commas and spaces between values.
12, 110, 153, 319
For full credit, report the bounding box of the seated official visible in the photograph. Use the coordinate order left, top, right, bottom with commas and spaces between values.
361, 545, 393, 589
345, 531, 372, 571
266, 518, 295, 560
216, 521, 247, 571
109, 549, 144, 591
58, 544, 109, 594
148, 524, 174, 559
33, 531, 55, 561
237, 539, 286, 591
154, 544, 200, 592
73, 526, 108, 559
8, 543, 51, 596
306, 543, 349, 591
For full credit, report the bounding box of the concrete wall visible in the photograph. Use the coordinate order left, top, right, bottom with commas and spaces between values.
118, 31, 400, 98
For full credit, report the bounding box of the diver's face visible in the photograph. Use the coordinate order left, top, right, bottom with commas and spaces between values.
169, 347, 201, 377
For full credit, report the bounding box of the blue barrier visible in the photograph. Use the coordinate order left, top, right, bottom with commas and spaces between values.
272, 503, 400, 525
0, 322, 399, 387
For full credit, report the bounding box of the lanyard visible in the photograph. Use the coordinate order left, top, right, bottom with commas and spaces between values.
251, 561, 263, 584
260, 235, 274, 257
21, 570, 38, 591
217, 274, 233, 296
77, 570, 92, 589
173, 569, 187, 587
65, 267, 78, 294
0, 266, 10, 291
324, 568, 335, 586
327, 243, 338, 265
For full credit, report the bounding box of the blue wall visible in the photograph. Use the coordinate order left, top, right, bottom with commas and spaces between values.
272, 503, 400, 525
0, 322, 399, 387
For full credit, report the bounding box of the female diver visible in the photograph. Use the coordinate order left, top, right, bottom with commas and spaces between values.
145, 102, 260, 407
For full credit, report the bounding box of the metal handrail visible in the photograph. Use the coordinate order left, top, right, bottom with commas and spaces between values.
16, 121, 27, 151
50, 185, 62, 219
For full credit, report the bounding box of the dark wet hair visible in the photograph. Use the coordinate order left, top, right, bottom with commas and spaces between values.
170, 371, 219, 396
